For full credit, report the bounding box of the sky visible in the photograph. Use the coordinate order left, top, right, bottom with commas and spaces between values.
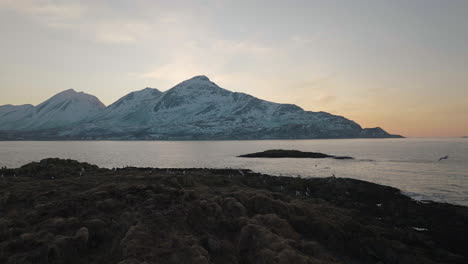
0, 0, 467, 137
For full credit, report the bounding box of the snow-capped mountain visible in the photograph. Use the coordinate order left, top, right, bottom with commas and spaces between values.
0, 89, 105, 131
0, 104, 35, 130
0, 76, 402, 139
88, 87, 162, 126
60, 76, 400, 139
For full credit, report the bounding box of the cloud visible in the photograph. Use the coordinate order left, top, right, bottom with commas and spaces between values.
94, 22, 152, 44
136, 37, 273, 85
139, 61, 212, 83
291, 35, 314, 46
0, 0, 273, 50
0, 0, 155, 44
0, 0, 84, 21
213, 39, 272, 55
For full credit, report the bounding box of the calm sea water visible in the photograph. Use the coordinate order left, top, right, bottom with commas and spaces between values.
0, 138, 467, 206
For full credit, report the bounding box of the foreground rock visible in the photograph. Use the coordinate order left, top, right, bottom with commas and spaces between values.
0, 158, 466, 264
238, 149, 354, 160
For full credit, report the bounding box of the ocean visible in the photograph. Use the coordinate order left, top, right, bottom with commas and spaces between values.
1, 138, 467, 206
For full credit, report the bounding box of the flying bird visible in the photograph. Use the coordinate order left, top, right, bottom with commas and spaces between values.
438, 155, 449, 161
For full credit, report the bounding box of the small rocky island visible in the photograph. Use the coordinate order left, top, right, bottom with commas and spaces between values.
0, 158, 467, 264
238, 149, 354, 160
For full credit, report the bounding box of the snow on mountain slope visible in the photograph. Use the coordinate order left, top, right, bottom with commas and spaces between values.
0, 104, 34, 114
0, 104, 35, 130
61, 76, 398, 139
0, 89, 105, 130
0, 76, 400, 139
88, 87, 162, 126
142, 75, 365, 138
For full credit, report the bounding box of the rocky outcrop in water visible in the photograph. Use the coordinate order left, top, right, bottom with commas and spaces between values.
238, 149, 354, 159
0, 158, 466, 264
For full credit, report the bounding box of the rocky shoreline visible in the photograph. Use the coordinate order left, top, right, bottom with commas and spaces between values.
0, 158, 467, 264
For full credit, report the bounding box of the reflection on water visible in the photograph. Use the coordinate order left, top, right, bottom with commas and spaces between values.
0, 138, 467, 206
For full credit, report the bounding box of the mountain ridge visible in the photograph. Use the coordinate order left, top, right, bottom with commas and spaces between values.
0, 76, 403, 140
0, 89, 105, 131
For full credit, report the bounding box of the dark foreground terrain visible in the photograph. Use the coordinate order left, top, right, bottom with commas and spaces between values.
238, 149, 354, 159
0, 159, 467, 264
